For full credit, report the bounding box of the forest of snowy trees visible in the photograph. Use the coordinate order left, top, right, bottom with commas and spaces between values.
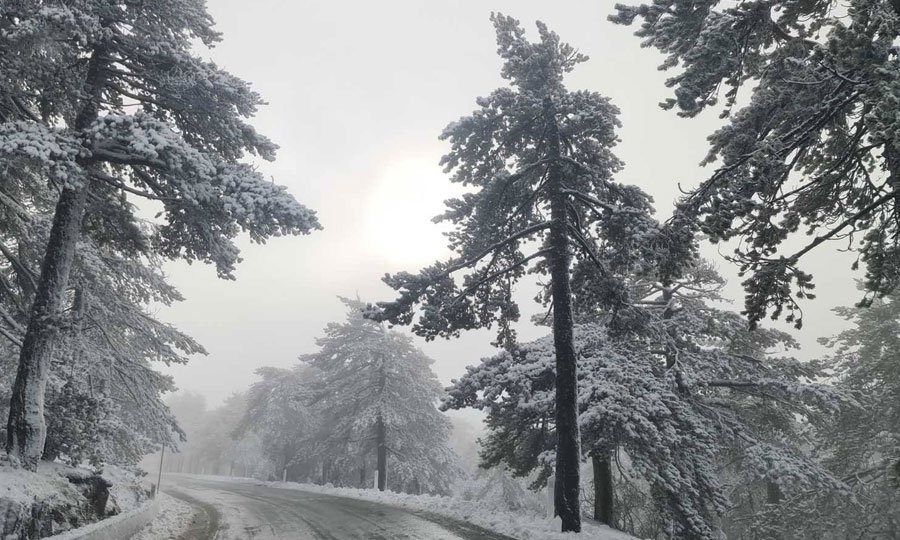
157, 298, 460, 495
2, 1, 900, 539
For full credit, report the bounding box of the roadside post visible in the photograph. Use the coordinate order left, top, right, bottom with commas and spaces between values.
156, 445, 165, 497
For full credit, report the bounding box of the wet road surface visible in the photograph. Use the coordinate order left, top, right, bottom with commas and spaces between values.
163, 475, 514, 540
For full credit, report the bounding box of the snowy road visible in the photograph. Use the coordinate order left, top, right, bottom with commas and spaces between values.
162, 475, 515, 540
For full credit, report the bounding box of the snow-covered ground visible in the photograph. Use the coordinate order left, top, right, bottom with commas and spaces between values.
131, 493, 193, 540
0, 459, 153, 539
182, 475, 637, 540
0, 461, 84, 513
100, 464, 150, 513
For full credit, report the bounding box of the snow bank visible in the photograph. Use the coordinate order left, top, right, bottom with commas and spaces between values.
131, 493, 192, 540
196, 475, 638, 540
0, 461, 91, 538
45, 498, 158, 540
0, 461, 82, 506
99, 465, 149, 513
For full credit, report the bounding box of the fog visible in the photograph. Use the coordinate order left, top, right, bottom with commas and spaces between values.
158, 0, 859, 406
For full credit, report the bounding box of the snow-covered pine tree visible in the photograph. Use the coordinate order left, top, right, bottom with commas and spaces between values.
161, 391, 265, 477
0, 174, 205, 465
306, 297, 458, 494
446, 262, 848, 539
611, 1, 900, 330
821, 292, 900, 479
370, 14, 689, 531
0, 0, 320, 470
769, 293, 900, 540
236, 366, 319, 482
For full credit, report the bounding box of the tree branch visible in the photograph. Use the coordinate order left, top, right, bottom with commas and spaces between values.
439, 222, 552, 279
0, 242, 37, 293
90, 170, 173, 200
0, 323, 22, 348
451, 248, 552, 305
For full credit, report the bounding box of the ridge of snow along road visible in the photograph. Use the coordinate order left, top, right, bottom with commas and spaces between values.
181, 474, 640, 540
46, 498, 159, 540
130, 493, 193, 540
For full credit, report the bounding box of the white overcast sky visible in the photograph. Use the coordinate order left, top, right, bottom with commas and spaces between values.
158, 0, 862, 406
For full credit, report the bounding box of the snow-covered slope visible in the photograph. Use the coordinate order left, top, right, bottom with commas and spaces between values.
0, 460, 150, 539
0, 462, 91, 538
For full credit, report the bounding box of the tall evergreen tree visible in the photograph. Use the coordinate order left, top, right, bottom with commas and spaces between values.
237, 366, 319, 482
370, 14, 688, 531
786, 292, 900, 539
0, 172, 205, 465
821, 292, 900, 477
307, 298, 458, 494
0, 0, 319, 470
740, 292, 900, 540
611, 0, 900, 330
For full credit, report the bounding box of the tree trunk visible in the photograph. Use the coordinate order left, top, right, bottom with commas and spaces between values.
5, 42, 108, 471
545, 96, 582, 533
376, 416, 387, 491
5, 186, 89, 470
766, 480, 781, 505
376, 339, 389, 492
661, 287, 690, 394
592, 454, 614, 526
359, 462, 366, 488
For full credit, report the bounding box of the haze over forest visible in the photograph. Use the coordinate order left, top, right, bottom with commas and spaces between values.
159, 0, 858, 407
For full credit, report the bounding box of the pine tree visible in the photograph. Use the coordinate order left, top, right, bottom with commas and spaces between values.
0, 177, 205, 465
822, 293, 900, 475
736, 292, 900, 539
611, 0, 900, 329
237, 366, 319, 482
0, 0, 319, 470
370, 14, 688, 531
307, 297, 458, 494
782, 292, 900, 539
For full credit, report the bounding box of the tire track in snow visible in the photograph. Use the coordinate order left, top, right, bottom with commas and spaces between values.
166, 488, 220, 540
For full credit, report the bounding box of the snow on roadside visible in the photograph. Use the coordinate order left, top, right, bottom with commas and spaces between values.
100, 464, 151, 513
0, 461, 81, 505
190, 475, 638, 540
131, 493, 193, 540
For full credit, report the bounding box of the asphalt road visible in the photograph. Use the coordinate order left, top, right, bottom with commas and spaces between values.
163, 475, 514, 540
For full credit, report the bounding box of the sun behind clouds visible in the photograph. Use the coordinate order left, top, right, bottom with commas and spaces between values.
364, 157, 461, 267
